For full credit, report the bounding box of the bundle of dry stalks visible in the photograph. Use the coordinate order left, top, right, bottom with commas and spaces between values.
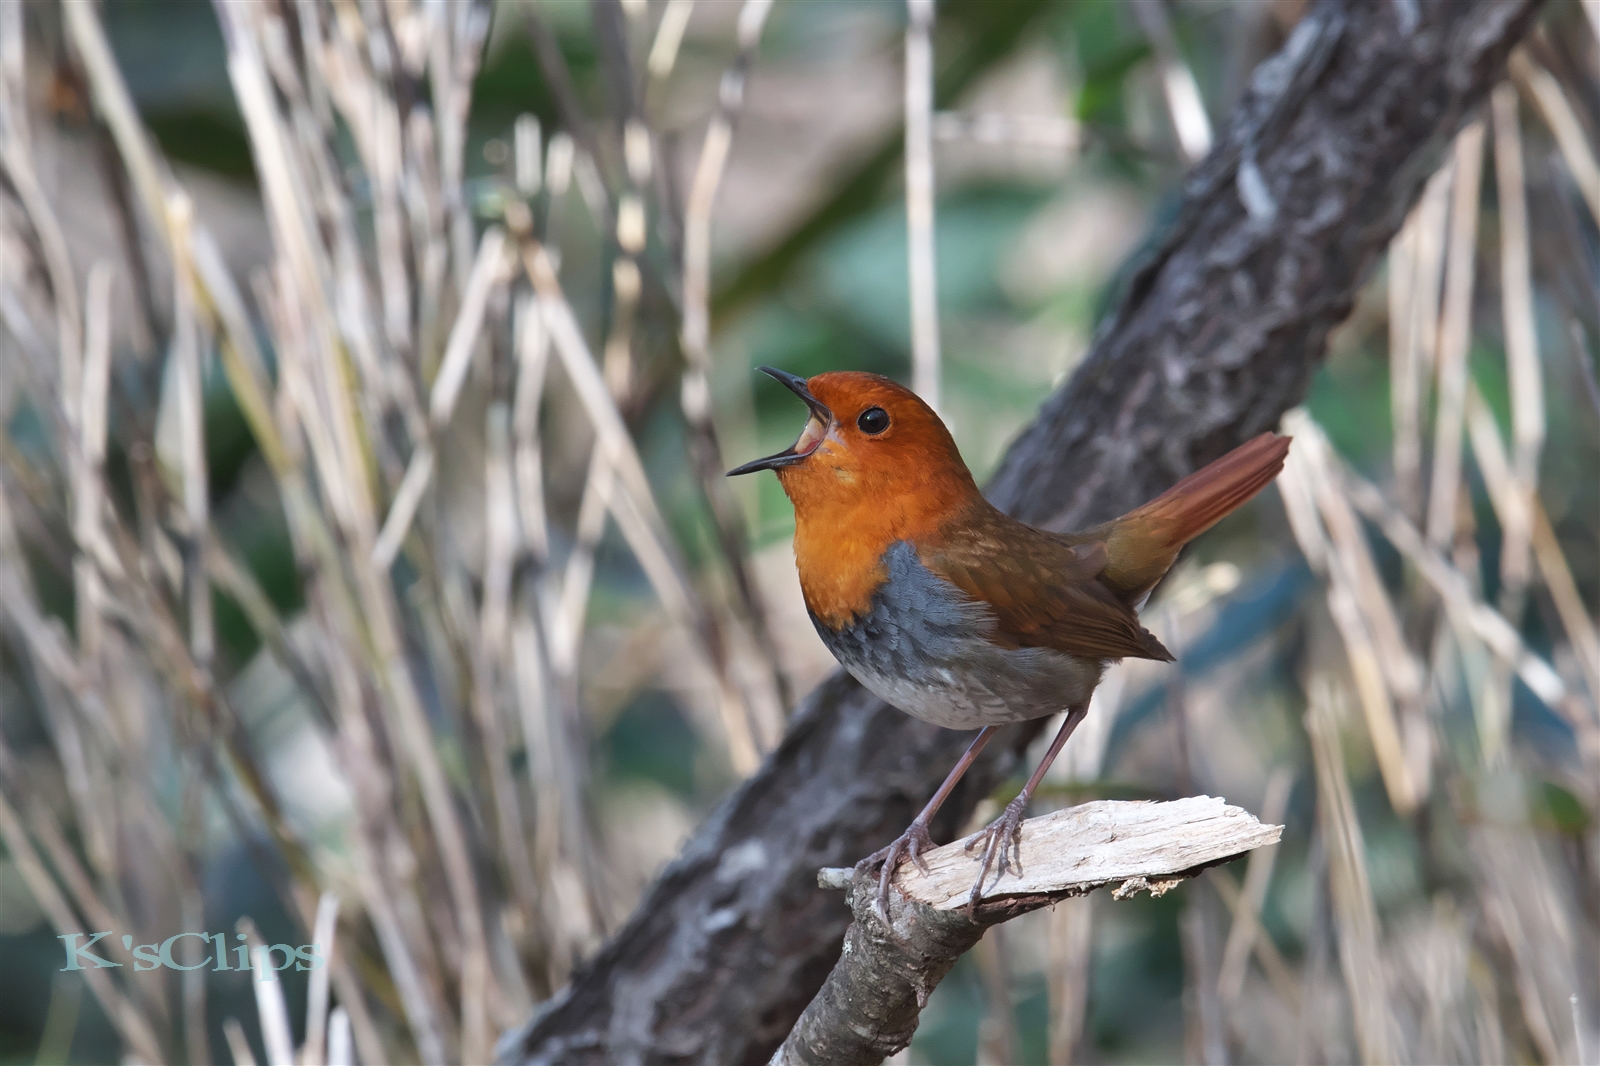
0, 1, 792, 1061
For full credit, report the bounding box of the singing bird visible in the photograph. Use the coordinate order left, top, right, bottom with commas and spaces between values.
730, 368, 1290, 917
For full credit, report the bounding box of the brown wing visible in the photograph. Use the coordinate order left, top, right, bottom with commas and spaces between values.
924, 509, 1174, 663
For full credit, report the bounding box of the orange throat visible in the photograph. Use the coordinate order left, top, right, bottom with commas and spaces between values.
782, 459, 981, 630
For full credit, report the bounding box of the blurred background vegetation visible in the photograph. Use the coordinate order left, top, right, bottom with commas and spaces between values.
0, 0, 1596, 1063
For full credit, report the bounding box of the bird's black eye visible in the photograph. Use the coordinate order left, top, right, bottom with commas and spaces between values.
857, 407, 889, 434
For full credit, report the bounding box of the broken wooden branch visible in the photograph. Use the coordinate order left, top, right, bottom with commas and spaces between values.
772, 797, 1283, 1066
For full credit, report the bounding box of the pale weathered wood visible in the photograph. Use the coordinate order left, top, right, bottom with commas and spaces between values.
902, 796, 1283, 910
774, 798, 1281, 1066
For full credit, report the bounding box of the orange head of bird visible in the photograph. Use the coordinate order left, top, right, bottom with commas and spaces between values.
728, 368, 983, 556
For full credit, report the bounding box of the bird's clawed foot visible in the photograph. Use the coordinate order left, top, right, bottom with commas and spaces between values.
963, 795, 1029, 909
856, 821, 937, 925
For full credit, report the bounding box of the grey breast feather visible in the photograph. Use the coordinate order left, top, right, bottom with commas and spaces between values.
809, 541, 1100, 729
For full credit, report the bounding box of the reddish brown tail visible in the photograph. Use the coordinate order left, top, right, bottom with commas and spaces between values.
1100, 433, 1292, 599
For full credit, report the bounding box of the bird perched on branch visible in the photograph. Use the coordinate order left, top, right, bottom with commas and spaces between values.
730, 368, 1290, 919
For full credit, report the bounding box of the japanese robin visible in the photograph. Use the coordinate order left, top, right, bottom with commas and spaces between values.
730, 368, 1290, 918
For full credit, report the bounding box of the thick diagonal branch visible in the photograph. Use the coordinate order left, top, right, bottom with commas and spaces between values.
501, 2, 1544, 1062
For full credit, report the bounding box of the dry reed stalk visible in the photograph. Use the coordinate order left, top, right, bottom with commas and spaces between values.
501, 274, 600, 978
515, 114, 542, 197
1043, 665, 1125, 1064
553, 447, 615, 674
1340, 462, 1590, 734
166, 194, 216, 669
1464, 386, 1600, 715
307, 10, 499, 1043
973, 927, 1020, 1065
1306, 677, 1398, 1065
1450, 577, 1518, 773
33, 981, 83, 1066
1576, 995, 1593, 1066
224, 11, 501, 1054
1479, 81, 1545, 763
356, 570, 494, 1061
1490, 83, 1544, 635
543, 131, 576, 265
1280, 411, 1422, 812
1390, 162, 1453, 524
1475, 828, 1581, 1064
647, 0, 696, 84
906, 0, 942, 410
303, 891, 341, 1066
223, 1017, 256, 1066
1034, 618, 1157, 1064
571, 144, 612, 227
932, 112, 1081, 153
6, 4, 606, 1061
222, 31, 371, 537
603, 198, 644, 403
430, 227, 514, 428
333, 673, 452, 1063
1208, 863, 1301, 1012
433, 4, 490, 296
1046, 896, 1094, 1065
524, 241, 777, 769
14, 794, 122, 965
331, 11, 413, 360
3, 690, 185, 1050
528, 248, 702, 616
1217, 768, 1293, 1005
62, 782, 189, 1035
0, 3, 26, 147
7, 341, 205, 1066
100, 451, 310, 850
1315, 430, 1430, 781
1387, 193, 1417, 513
0, 785, 164, 1063
7, 449, 251, 1062
372, 225, 511, 568
1511, 50, 1600, 226
676, 0, 792, 725
1379, 903, 1466, 1063
480, 408, 542, 935
0, 145, 81, 393
536, 445, 621, 941
200, 230, 290, 473
203, 535, 334, 729
1425, 120, 1485, 551
239, 917, 296, 1066
1293, 832, 1332, 1062
1133, 0, 1213, 164
73, 263, 114, 662
512, 287, 552, 563
0, 513, 117, 881
1181, 895, 1227, 1066
328, 1006, 353, 1066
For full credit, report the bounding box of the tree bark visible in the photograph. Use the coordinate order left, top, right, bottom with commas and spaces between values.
499, 1, 1543, 1062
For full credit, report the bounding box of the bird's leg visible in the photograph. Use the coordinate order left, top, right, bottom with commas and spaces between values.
965, 703, 1089, 909
857, 726, 997, 923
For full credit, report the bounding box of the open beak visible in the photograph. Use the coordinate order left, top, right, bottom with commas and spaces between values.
727, 366, 835, 476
